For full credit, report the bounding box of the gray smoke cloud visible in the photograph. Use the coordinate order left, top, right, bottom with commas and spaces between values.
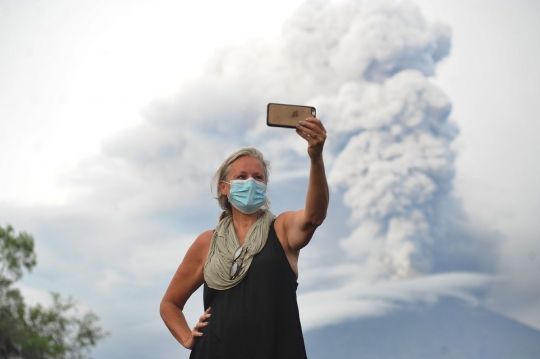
320, 69, 458, 280
270, 0, 496, 284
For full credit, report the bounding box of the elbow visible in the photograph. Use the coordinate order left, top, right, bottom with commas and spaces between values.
159, 299, 167, 319
160, 297, 184, 317
160, 298, 176, 320
309, 213, 326, 227
305, 209, 327, 227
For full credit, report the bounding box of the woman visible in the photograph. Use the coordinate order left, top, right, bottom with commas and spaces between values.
160, 117, 329, 358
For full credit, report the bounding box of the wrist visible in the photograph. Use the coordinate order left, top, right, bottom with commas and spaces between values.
309, 154, 324, 163
179, 329, 193, 348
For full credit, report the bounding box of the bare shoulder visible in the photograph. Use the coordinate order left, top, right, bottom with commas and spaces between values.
171, 230, 213, 285
275, 211, 301, 232
194, 229, 213, 246
274, 212, 294, 248
275, 211, 293, 228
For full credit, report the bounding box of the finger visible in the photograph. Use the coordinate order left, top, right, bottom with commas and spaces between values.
195, 321, 209, 329
191, 323, 203, 337
308, 117, 326, 131
296, 122, 319, 138
297, 120, 326, 140
296, 128, 312, 142
199, 314, 210, 322
300, 117, 326, 132
199, 308, 211, 322
296, 127, 324, 144
296, 130, 322, 147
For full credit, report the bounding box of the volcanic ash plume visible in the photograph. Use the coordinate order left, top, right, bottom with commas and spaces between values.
321, 70, 457, 280
299, 1, 456, 281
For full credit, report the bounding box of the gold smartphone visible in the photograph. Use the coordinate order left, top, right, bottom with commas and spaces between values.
267, 103, 316, 128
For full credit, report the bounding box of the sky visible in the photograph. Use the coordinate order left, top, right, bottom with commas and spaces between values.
1, 0, 539, 358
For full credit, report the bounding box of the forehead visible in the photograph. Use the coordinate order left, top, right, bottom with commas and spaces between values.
228, 156, 265, 175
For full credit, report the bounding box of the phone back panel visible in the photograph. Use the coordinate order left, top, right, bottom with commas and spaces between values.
267, 103, 316, 128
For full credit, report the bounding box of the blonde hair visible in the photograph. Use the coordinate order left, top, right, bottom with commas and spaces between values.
211, 147, 271, 218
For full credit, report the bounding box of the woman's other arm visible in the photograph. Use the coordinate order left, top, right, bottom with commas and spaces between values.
160, 230, 212, 349
276, 117, 329, 251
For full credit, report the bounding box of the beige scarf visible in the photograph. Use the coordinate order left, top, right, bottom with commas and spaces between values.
204, 209, 275, 290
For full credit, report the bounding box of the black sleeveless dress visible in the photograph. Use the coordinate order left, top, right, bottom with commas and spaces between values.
189, 221, 308, 359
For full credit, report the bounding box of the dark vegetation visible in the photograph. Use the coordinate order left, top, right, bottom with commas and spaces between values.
0, 225, 108, 359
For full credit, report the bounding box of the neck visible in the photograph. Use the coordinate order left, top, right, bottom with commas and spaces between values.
230, 208, 261, 245
231, 208, 260, 227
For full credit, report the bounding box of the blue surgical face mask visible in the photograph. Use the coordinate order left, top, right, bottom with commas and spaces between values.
225, 177, 267, 214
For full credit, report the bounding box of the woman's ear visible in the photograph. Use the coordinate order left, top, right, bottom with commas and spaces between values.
218, 180, 228, 196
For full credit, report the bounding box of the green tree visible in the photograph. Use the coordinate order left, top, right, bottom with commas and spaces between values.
0, 224, 108, 359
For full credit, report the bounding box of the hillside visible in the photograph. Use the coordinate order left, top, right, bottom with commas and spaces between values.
304, 297, 540, 359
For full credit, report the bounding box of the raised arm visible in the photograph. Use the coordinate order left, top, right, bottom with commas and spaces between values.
276, 117, 329, 251
160, 230, 212, 349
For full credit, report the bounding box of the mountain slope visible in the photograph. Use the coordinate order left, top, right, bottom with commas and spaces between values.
304, 297, 540, 359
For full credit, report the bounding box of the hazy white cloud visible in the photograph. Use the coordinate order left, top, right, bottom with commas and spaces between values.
299, 272, 497, 330
96, 269, 126, 290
